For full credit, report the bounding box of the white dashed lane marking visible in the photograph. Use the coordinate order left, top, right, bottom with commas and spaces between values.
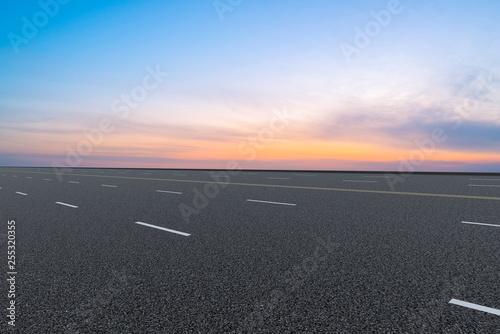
462, 221, 500, 228
135, 222, 191, 236
55, 202, 79, 209
468, 184, 500, 188
449, 299, 500, 316
246, 199, 296, 206
156, 190, 183, 194
343, 180, 377, 183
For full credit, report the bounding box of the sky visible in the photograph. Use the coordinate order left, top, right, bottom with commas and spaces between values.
0, 0, 499, 171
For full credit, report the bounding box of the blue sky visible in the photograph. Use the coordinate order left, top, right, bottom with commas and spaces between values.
1, 0, 499, 170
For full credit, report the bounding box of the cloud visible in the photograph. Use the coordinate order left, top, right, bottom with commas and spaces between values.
302, 107, 500, 153
112, 118, 251, 142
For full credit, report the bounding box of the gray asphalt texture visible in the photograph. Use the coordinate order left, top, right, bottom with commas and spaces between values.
1, 167, 499, 333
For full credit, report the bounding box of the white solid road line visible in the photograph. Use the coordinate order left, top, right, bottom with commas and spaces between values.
55, 202, 79, 208
268, 177, 291, 180
135, 222, 191, 236
294, 174, 317, 177
343, 180, 377, 183
462, 221, 500, 228
15, 192, 28, 196
449, 299, 500, 316
156, 190, 183, 194
101, 184, 117, 188
468, 184, 500, 188
246, 199, 296, 206
68, 181, 79, 184
364, 175, 388, 178
469, 178, 500, 181
173, 173, 185, 176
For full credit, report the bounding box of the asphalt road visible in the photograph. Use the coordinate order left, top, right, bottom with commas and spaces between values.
1, 167, 499, 333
